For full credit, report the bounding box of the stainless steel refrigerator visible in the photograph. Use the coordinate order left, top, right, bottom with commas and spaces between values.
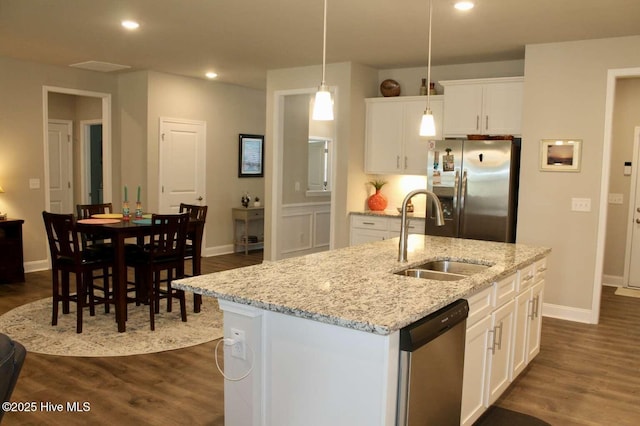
426, 139, 520, 243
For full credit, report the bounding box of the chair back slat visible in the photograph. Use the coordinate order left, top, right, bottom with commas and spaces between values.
42, 211, 81, 263
148, 213, 190, 261
76, 203, 114, 250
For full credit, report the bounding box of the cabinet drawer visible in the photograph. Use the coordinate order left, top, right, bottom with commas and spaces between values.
493, 273, 517, 308
517, 264, 535, 293
466, 286, 493, 327
351, 215, 387, 230
387, 217, 425, 234
534, 257, 547, 282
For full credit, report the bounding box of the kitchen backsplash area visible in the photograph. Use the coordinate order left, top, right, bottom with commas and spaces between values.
365, 174, 428, 214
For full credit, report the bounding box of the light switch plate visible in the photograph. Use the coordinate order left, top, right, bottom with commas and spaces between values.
571, 197, 591, 212
29, 178, 40, 189
608, 193, 624, 204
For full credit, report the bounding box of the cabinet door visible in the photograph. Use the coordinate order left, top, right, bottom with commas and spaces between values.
511, 289, 530, 380
349, 228, 389, 246
486, 298, 515, 406
443, 84, 483, 136
483, 82, 523, 135
365, 101, 403, 174
526, 280, 544, 362
402, 98, 443, 174
461, 315, 491, 426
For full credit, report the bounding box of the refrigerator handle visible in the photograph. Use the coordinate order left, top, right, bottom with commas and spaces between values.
453, 170, 460, 212
460, 169, 468, 228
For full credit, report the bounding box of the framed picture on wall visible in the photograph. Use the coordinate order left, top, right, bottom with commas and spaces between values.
238, 134, 264, 177
540, 139, 582, 172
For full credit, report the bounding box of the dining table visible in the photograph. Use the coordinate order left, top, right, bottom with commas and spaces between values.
76, 216, 204, 332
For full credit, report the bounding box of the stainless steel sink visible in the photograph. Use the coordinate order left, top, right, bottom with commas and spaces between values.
395, 260, 491, 281
414, 260, 490, 275
397, 269, 467, 281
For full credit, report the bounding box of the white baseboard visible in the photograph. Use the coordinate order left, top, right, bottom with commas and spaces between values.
542, 302, 594, 324
602, 274, 623, 287
25, 260, 49, 273
203, 244, 235, 257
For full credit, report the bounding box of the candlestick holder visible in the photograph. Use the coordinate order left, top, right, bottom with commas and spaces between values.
135, 202, 143, 219
122, 201, 131, 221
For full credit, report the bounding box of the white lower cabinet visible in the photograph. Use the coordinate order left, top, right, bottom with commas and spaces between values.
485, 299, 515, 406
349, 214, 425, 246
461, 257, 547, 426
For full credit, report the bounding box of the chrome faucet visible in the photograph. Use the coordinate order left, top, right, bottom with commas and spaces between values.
398, 189, 445, 262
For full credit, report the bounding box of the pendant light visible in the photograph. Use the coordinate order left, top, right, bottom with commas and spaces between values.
312, 0, 334, 121
419, 0, 436, 136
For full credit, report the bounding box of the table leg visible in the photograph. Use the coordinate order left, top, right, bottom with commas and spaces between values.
113, 235, 127, 332
193, 222, 203, 313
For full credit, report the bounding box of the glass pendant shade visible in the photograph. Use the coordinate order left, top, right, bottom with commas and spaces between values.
419, 110, 436, 136
312, 85, 334, 121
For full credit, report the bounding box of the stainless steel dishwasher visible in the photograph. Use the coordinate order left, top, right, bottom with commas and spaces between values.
396, 299, 469, 425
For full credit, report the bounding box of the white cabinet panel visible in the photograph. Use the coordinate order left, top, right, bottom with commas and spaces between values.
461, 314, 491, 426
349, 214, 425, 246
486, 298, 515, 406
365, 96, 443, 175
441, 77, 523, 137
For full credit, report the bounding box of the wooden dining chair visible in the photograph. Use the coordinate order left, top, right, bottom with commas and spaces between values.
125, 213, 189, 330
42, 211, 114, 333
75, 202, 115, 313
179, 203, 208, 312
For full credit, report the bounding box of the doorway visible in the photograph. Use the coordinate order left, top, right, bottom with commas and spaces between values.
82, 121, 104, 204
47, 120, 73, 213
43, 86, 112, 213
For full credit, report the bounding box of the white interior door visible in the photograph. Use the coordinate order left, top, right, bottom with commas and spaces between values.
48, 120, 73, 213
624, 127, 640, 288
159, 118, 206, 213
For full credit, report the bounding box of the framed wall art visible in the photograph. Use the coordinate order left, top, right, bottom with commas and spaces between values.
238, 134, 264, 177
540, 139, 582, 172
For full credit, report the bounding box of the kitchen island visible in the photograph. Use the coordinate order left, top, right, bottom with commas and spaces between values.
174, 235, 550, 425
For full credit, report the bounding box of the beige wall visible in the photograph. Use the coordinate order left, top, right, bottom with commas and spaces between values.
518, 36, 640, 312
282, 94, 310, 204
145, 71, 265, 249
0, 56, 119, 265
604, 79, 640, 278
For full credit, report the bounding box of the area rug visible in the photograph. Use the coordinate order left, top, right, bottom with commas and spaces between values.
474, 406, 551, 426
614, 287, 640, 298
0, 296, 223, 357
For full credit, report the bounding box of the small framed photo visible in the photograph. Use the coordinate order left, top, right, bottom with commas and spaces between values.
238, 134, 264, 177
540, 139, 582, 172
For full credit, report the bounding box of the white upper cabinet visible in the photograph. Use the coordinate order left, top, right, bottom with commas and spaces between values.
365, 96, 444, 175
441, 77, 523, 137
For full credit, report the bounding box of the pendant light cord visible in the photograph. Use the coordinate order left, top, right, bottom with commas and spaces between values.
426, 0, 433, 111
321, 0, 328, 86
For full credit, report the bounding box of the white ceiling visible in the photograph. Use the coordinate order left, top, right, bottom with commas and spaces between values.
1, 0, 639, 89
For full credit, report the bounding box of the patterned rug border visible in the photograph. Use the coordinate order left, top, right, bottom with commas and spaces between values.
0, 296, 223, 357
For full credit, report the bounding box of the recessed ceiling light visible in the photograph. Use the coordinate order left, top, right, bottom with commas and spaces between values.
205, 72, 218, 79
121, 20, 140, 30
454, 1, 474, 11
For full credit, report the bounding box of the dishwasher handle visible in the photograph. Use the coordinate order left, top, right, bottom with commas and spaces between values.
399, 299, 469, 352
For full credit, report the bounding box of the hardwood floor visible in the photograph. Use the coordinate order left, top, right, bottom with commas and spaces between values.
0, 251, 263, 426
2, 255, 639, 425
495, 285, 640, 425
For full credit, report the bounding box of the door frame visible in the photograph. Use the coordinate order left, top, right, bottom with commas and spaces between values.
80, 119, 103, 204
593, 67, 640, 323
622, 126, 640, 287
42, 86, 112, 211
270, 88, 337, 261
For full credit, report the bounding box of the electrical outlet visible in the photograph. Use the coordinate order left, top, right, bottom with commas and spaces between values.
230, 328, 246, 360
571, 197, 591, 212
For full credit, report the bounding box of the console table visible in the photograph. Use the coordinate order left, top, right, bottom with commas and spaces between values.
232, 207, 264, 254
0, 219, 25, 283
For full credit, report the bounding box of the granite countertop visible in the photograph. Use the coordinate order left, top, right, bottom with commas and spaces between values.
174, 236, 550, 336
